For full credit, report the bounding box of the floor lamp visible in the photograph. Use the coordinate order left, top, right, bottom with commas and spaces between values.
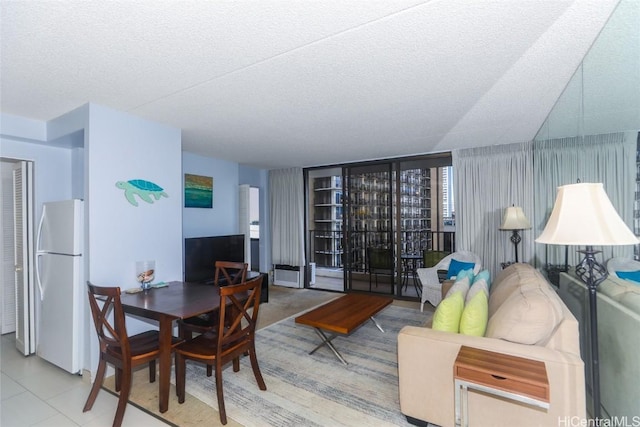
536, 182, 638, 420
500, 206, 531, 262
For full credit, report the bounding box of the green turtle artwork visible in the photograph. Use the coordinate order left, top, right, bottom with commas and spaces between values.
116, 179, 168, 207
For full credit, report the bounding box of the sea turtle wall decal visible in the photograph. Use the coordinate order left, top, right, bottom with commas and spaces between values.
116, 179, 168, 207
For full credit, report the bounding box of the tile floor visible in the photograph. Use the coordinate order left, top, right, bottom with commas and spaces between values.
1, 333, 169, 427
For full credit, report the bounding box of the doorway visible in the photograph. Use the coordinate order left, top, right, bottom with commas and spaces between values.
1, 159, 17, 334
250, 186, 260, 271
1, 158, 36, 355
239, 184, 261, 272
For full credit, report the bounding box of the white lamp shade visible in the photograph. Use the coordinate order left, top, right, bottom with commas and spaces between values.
500, 206, 531, 230
536, 182, 639, 246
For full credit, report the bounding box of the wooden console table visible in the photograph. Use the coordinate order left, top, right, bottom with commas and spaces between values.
453, 346, 549, 427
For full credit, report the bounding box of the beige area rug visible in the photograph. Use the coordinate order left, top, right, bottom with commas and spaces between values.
105, 286, 431, 427
103, 285, 340, 426
180, 304, 430, 426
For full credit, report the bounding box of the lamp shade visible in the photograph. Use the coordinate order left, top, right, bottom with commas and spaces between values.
536, 182, 638, 246
499, 206, 531, 230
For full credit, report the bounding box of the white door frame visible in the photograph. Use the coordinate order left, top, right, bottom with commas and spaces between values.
12, 160, 36, 355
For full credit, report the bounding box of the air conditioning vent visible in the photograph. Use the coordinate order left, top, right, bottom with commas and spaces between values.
274, 265, 301, 288
309, 262, 316, 285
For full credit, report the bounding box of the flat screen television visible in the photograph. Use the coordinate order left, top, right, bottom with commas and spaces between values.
184, 234, 245, 283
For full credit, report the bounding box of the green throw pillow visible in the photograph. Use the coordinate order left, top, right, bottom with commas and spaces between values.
432, 291, 465, 333
460, 290, 489, 336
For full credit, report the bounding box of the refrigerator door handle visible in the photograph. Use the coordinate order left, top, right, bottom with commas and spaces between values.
36, 204, 46, 252
36, 205, 46, 299
35, 252, 44, 300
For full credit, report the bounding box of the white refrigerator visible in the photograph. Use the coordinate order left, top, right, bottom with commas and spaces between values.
36, 199, 84, 374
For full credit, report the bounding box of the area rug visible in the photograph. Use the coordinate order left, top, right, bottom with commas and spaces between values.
176, 304, 431, 426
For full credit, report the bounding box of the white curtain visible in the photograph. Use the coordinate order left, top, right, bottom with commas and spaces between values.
269, 167, 305, 268
453, 142, 534, 278
533, 132, 636, 268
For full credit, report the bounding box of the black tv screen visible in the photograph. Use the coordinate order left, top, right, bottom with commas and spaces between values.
184, 234, 245, 283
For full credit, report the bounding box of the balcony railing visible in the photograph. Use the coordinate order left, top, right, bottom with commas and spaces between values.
308, 229, 455, 271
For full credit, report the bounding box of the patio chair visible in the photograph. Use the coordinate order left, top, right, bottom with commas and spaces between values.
366, 247, 394, 291
416, 251, 481, 311
606, 257, 640, 282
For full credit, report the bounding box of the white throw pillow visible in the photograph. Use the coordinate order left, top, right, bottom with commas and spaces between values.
465, 278, 489, 305
445, 276, 471, 301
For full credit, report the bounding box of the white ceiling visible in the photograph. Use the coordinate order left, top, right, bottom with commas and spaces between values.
1, 0, 634, 169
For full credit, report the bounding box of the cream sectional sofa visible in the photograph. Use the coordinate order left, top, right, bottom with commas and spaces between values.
398, 263, 585, 427
558, 271, 640, 418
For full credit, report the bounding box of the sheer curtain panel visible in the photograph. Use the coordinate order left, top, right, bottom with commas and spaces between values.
269, 168, 305, 268
453, 142, 534, 278
533, 132, 636, 268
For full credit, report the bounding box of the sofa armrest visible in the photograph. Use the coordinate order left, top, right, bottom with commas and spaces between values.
398, 326, 585, 427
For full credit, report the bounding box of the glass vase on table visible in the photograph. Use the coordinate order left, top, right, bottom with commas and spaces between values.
136, 260, 155, 291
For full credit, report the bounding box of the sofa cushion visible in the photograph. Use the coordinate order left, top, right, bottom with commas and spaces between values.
460, 291, 488, 336
486, 283, 564, 345
488, 263, 541, 317
619, 291, 640, 313
432, 291, 464, 333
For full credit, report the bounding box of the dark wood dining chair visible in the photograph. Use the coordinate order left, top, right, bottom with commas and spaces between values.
84, 282, 181, 427
178, 261, 248, 340
174, 275, 266, 425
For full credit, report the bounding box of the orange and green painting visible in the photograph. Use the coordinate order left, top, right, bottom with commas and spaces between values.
184, 174, 213, 208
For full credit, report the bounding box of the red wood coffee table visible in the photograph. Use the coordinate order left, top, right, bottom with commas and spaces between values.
294, 293, 393, 365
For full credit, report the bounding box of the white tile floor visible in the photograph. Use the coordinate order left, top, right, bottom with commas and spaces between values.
1, 333, 169, 427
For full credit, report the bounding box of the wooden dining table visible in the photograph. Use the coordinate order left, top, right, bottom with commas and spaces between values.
118, 280, 228, 413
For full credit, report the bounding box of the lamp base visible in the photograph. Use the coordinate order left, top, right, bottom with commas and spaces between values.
509, 230, 522, 263
575, 246, 607, 421
575, 248, 607, 287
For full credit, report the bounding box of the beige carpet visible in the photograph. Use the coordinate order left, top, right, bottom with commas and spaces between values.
103, 286, 422, 426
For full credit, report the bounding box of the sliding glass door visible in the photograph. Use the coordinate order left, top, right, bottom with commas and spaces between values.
344, 163, 394, 294
305, 154, 452, 299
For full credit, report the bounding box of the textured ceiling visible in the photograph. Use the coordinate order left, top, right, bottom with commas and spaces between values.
0, 0, 628, 169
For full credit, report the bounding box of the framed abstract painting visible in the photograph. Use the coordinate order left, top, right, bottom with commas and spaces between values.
184, 173, 213, 208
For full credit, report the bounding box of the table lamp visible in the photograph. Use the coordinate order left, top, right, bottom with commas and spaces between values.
536, 182, 638, 419
499, 205, 531, 262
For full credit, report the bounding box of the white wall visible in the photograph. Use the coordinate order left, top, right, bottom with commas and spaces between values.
1, 116, 75, 349
85, 104, 182, 287
182, 151, 239, 237
41, 103, 183, 376
180, 155, 271, 274
2, 108, 273, 378
1, 115, 74, 213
